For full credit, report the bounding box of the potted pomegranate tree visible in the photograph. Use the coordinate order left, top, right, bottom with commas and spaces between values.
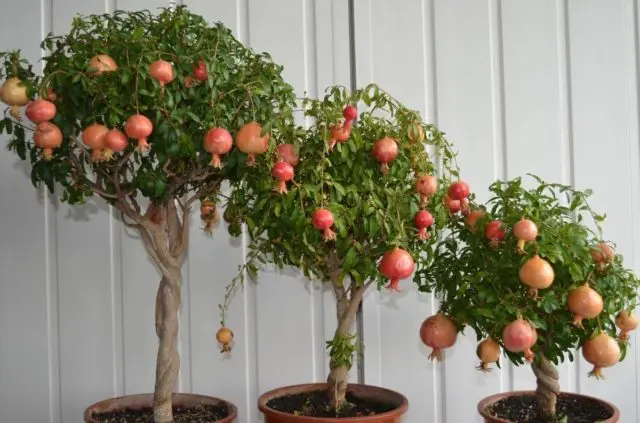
0, 6, 298, 423
219, 84, 466, 422
417, 175, 639, 423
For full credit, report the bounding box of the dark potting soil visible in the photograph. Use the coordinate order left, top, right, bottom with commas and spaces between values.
486, 393, 614, 423
92, 404, 229, 423
266, 390, 396, 418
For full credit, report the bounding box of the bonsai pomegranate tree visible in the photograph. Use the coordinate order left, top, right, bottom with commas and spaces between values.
418, 175, 640, 422
219, 84, 465, 419
0, 6, 298, 422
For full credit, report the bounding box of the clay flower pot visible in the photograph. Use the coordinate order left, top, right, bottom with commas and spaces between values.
84, 393, 238, 422
258, 383, 408, 423
477, 390, 620, 423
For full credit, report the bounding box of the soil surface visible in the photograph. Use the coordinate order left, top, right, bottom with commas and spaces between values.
486, 393, 614, 423
92, 404, 229, 423
266, 390, 396, 418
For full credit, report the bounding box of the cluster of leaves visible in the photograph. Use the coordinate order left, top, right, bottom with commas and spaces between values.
0, 6, 298, 205
418, 175, 640, 366
224, 84, 461, 290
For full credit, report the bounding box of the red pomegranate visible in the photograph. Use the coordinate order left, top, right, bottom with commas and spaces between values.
203, 127, 233, 168
372, 137, 399, 174
503, 318, 537, 362
379, 247, 415, 292
414, 210, 434, 240
25, 99, 56, 124
272, 161, 294, 194
312, 208, 336, 242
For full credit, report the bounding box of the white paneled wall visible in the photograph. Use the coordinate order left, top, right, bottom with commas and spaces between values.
1, 1, 640, 423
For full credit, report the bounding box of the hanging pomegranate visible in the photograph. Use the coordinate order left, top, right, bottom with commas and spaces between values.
124, 114, 153, 152
103, 129, 129, 160
203, 127, 233, 168
327, 121, 351, 150
513, 218, 538, 253
33, 122, 63, 160
414, 210, 434, 240
87, 54, 118, 75
419, 313, 458, 361
416, 174, 437, 206
149, 59, 175, 86
379, 247, 415, 292
476, 338, 501, 372
25, 99, 56, 124
82, 123, 109, 162
312, 208, 336, 242
0, 77, 29, 118
519, 255, 555, 298
276, 143, 299, 167
372, 137, 398, 174
502, 318, 537, 362
235, 121, 269, 166
567, 283, 603, 328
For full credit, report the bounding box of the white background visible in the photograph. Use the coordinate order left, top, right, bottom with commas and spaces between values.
1, 1, 639, 422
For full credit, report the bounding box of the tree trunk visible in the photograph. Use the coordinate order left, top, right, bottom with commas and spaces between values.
531, 357, 560, 419
326, 283, 367, 410
153, 268, 182, 422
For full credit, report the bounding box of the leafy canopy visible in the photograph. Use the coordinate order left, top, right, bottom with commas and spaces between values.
224, 84, 461, 289
418, 175, 640, 367
0, 6, 297, 206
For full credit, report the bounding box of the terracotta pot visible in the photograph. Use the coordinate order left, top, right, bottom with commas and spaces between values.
477, 390, 620, 423
258, 383, 408, 423
84, 393, 238, 423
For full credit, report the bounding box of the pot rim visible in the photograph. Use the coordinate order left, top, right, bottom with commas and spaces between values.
258, 382, 409, 422
83, 392, 238, 422
477, 390, 621, 423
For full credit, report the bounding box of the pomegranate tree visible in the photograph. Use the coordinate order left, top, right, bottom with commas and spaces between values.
221, 84, 462, 413
0, 7, 298, 422
418, 175, 640, 420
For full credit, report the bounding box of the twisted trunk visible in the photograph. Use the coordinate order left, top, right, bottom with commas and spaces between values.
531, 356, 560, 419
153, 270, 182, 422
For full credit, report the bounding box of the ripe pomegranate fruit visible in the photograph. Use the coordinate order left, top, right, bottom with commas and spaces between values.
328, 121, 352, 150
312, 208, 336, 242
414, 210, 434, 240
582, 332, 621, 379
513, 218, 538, 253
485, 220, 506, 247
416, 174, 438, 206
272, 161, 294, 194
203, 127, 233, 168
33, 122, 63, 160
343, 105, 357, 121
372, 137, 399, 174
616, 310, 639, 341
503, 318, 537, 362
567, 283, 603, 328
235, 121, 269, 166
591, 242, 615, 271
476, 338, 501, 372
419, 313, 458, 361
379, 247, 415, 292
519, 255, 555, 298
448, 180, 470, 201
216, 327, 234, 353
25, 99, 56, 124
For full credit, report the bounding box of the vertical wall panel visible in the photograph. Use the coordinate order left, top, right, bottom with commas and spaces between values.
435, 1, 506, 421
51, 1, 122, 422
180, 3, 257, 422
354, 1, 443, 421
500, 0, 572, 392
246, 0, 327, 396
569, 0, 639, 420
0, 1, 59, 422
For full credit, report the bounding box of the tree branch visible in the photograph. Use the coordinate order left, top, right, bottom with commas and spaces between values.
121, 210, 173, 279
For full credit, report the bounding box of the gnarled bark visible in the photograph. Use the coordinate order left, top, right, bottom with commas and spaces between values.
531, 356, 560, 419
